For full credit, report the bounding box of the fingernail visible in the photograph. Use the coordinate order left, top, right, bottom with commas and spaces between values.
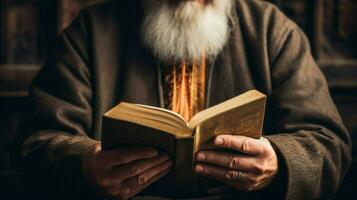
195, 165, 204, 173
215, 137, 224, 145
196, 153, 206, 161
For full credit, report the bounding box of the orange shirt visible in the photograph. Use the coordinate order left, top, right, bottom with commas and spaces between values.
162, 53, 206, 121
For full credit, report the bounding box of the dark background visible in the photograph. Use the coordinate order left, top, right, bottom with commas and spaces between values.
0, 0, 356, 199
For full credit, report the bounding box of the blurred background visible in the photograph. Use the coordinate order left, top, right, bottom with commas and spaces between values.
0, 0, 356, 198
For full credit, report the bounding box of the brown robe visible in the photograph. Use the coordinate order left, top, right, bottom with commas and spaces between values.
15, 0, 351, 199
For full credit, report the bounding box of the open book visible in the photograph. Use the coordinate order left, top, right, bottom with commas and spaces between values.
101, 90, 266, 197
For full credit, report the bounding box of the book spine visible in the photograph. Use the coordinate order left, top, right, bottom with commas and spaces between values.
172, 137, 195, 198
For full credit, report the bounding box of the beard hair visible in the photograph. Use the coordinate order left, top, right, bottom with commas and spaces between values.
141, 0, 233, 62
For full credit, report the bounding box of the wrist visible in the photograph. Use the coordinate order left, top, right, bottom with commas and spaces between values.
263, 138, 288, 197
79, 143, 101, 197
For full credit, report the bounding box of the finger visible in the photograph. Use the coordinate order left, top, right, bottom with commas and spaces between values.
195, 163, 248, 183
194, 163, 227, 183
195, 163, 264, 191
118, 168, 171, 200
214, 135, 266, 155
238, 171, 264, 185
98, 147, 159, 167
135, 167, 171, 192
196, 151, 257, 172
109, 153, 170, 182
225, 170, 260, 191
137, 160, 173, 185
232, 171, 270, 191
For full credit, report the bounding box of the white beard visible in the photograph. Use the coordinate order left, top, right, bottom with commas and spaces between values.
141, 0, 233, 62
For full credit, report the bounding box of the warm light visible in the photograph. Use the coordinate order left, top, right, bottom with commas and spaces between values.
170, 50, 206, 121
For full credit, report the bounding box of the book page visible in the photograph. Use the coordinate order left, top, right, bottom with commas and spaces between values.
105, 102, 193, 138
193, 91, 266, 152
189, 90, 266, 129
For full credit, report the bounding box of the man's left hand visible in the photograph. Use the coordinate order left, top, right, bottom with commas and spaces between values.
194, 135, 278, 191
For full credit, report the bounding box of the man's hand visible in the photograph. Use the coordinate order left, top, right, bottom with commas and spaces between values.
194, 135, 278, 191
82, 144, 172, 200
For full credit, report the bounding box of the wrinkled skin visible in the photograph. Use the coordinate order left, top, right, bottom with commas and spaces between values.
195, 135, 279, 191
82, 144, 172, 200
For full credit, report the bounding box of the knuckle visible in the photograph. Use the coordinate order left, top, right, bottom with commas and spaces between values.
138, 175, 147, 184
225, 170, 239, 180
263, 147, 274, 157
258, 168, 266, 175
228, 157, 240, 169
226, 137, 233, 148
260, 165, 267, 174
252, 164, 259, 173
155, 165, 161, 173
241, 139, 250, 152
206, 154, 215, 162
253, 163, 265, 174
261, 146, 270, 155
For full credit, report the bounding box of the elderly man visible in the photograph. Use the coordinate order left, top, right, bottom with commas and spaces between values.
16, 0, 351, 199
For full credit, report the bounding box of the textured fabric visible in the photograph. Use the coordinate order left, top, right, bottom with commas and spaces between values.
15, 0, 351, 199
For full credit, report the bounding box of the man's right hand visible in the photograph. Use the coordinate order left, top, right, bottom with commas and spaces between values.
81, 144, 172, 200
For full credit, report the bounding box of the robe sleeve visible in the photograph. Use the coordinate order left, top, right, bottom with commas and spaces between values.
265, 24, 352, 199
14, 13, 100, 199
